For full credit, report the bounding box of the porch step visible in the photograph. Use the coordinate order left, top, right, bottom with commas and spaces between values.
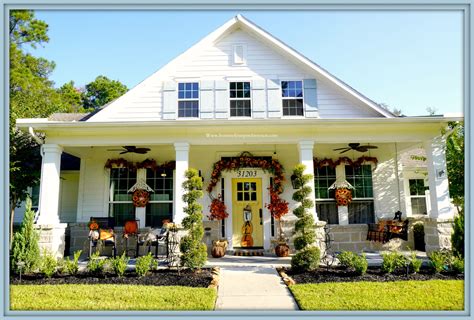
232, 249, 265, 256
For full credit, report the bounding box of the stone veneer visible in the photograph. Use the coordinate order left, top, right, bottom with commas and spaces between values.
423, 217, 454, 253
34, 223, 68, 259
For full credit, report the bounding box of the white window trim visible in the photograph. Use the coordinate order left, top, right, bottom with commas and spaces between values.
280, 80, 305, 118
108, 167, 137, 224
229, 81, 252, 118
177, 81, 200, 119
408, 178, 429, 216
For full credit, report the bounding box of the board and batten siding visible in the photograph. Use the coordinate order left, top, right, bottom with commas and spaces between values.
88, 28, 383, 122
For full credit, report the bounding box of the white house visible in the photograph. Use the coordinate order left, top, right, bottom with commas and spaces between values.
16, 15, 461, 258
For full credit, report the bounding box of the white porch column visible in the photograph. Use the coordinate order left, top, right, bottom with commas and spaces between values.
174, 142, 190, 225
298, 140, 318, 221
423, 136, 453, 219
37, 144, 63, 225
36, 144, 67, 258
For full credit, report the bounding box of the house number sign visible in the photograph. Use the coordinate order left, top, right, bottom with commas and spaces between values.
237, 170, 258, 178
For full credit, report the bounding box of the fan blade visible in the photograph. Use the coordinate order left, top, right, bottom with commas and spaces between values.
123, 146, 136, 151
356, 147, 369, 152
120, 151, 129, 154
134, 150, 149, 154
362, 146, 378, 149
340, 149, 352, 154
107, 149, 125, 151
333, 147, 351, 151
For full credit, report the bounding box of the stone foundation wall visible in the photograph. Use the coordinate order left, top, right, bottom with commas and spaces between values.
34, 224, 67, 259
424, 218, 454, 253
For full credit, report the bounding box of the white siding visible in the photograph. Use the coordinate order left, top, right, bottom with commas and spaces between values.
59, 172, 80, 223
88, 28, 384, 122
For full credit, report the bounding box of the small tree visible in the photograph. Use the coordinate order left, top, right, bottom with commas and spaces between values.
290, 164, 320, 271
11, 197, 40, 274
180, 169, 207, 270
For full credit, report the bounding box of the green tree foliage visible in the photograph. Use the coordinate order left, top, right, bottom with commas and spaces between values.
180, 169, 207, 270
83, 75, 128, 111
291, 164, 320, 271
444, 122, 464, 258
11, 198, 40, 274
58, 81, 85, 113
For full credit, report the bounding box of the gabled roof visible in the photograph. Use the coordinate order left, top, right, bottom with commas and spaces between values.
89, 14, 395, 120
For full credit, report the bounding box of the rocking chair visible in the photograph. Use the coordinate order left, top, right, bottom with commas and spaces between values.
88, 217, 117, 258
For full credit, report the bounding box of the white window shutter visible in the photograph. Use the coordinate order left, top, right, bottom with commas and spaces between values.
200, 80, 214, 119
214, 80, 229, 119
304, 79, 319, 118
252, 79, 266, 118
267, 79, 281, 118
162, 81, 177, 120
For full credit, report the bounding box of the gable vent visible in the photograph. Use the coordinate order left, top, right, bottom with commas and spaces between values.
233, 44, 246, 65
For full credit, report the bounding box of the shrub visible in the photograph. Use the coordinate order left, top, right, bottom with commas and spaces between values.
63, 250, 82, 275
136, 253, 154, 277
291, 247, 320, 272
180, 169, 207, 270
87, 251, 106, 276
11, 198, 40, 274
291, 164, 319, 272
39, 249, 57, 278
352, 253, 368, 276
337, 251, 357, 268
428, 250, 450, 273
111, 252, 129, 277
451, 211, 464, 258
381, 251, 407, 274
451, 256, 464, 274
408, 252, 422, 273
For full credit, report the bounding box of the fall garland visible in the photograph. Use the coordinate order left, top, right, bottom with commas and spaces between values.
313, 156, 378, 169
105, 158, 176, 171
206, 152, 287, 221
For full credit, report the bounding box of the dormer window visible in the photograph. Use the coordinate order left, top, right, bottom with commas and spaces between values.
232, 44, 246, 65
178, 82, 199, 118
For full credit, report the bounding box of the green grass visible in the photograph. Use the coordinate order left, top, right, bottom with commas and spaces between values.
11, 285, 217, 311
290, 280, 464, 311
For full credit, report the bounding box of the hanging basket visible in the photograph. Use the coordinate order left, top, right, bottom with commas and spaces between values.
132, 189, 150, 207
335, 188, 353, 206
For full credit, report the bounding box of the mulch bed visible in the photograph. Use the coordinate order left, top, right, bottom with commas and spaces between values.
285, 266, 464, 284
10, 269, 213, 288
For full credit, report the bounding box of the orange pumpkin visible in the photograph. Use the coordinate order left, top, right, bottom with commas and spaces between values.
124, 220, 138, 235
89, 221, 99, 230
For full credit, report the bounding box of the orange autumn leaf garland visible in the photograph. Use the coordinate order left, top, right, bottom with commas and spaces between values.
208, 194, 229, 220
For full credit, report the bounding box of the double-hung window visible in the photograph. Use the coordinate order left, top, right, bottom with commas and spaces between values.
345, 165, 375, 224
108, 168, 137, 226
230, 82, 251, 117
314, 166, 338, 224
281, 81, 304, 116
146, 168, 174, 227
409, 179, 428, 215
178, 82, 199, 118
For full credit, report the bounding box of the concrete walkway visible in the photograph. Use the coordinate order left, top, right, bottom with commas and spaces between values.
215, 266, 298, 310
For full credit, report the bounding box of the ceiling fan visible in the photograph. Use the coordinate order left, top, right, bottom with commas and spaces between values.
107, 146, 151, 154
333, 143, 378, 154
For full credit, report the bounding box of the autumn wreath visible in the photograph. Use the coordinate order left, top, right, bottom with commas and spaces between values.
335, 188, 353, 206
132, 189, 150, 207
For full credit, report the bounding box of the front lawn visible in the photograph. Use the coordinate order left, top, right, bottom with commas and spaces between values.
290, 280, 463, 310
11, 284, 217, 310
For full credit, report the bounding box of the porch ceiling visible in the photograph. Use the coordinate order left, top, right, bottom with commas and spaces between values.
17, 117, 458, 147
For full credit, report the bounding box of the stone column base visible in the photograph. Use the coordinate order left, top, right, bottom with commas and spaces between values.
314, 221, 327, 257
423, 217, 454, 254
34, 223, 68, 259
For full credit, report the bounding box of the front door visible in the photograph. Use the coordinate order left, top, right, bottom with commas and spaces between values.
232, 178, 263, 248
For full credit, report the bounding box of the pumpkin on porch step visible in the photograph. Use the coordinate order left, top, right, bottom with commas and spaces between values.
275, 243, 290, 257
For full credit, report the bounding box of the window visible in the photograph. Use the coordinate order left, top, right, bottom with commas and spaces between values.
146, 168, 174, 227
281, 81, 304, 116
345, 165, 374, 224
178, 82, 199, 118
314, 166, 338, 224
236, 181, 257, 201
409, 179, 428, 215
109, 168, 137, 226
230, 82, 251, 117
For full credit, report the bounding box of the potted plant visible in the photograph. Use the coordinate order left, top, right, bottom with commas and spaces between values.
266, 187, 290, 257
208, 194, 229, 258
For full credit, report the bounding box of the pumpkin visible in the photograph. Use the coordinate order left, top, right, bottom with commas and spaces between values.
124, 220, 138, 235
89, 221, 99, 230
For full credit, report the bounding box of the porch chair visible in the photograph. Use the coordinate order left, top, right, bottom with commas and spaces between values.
88, 217, 117, 258
136, 226, 168, 258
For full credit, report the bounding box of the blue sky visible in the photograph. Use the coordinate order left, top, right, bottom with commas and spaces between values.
32, 10, 463, 116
